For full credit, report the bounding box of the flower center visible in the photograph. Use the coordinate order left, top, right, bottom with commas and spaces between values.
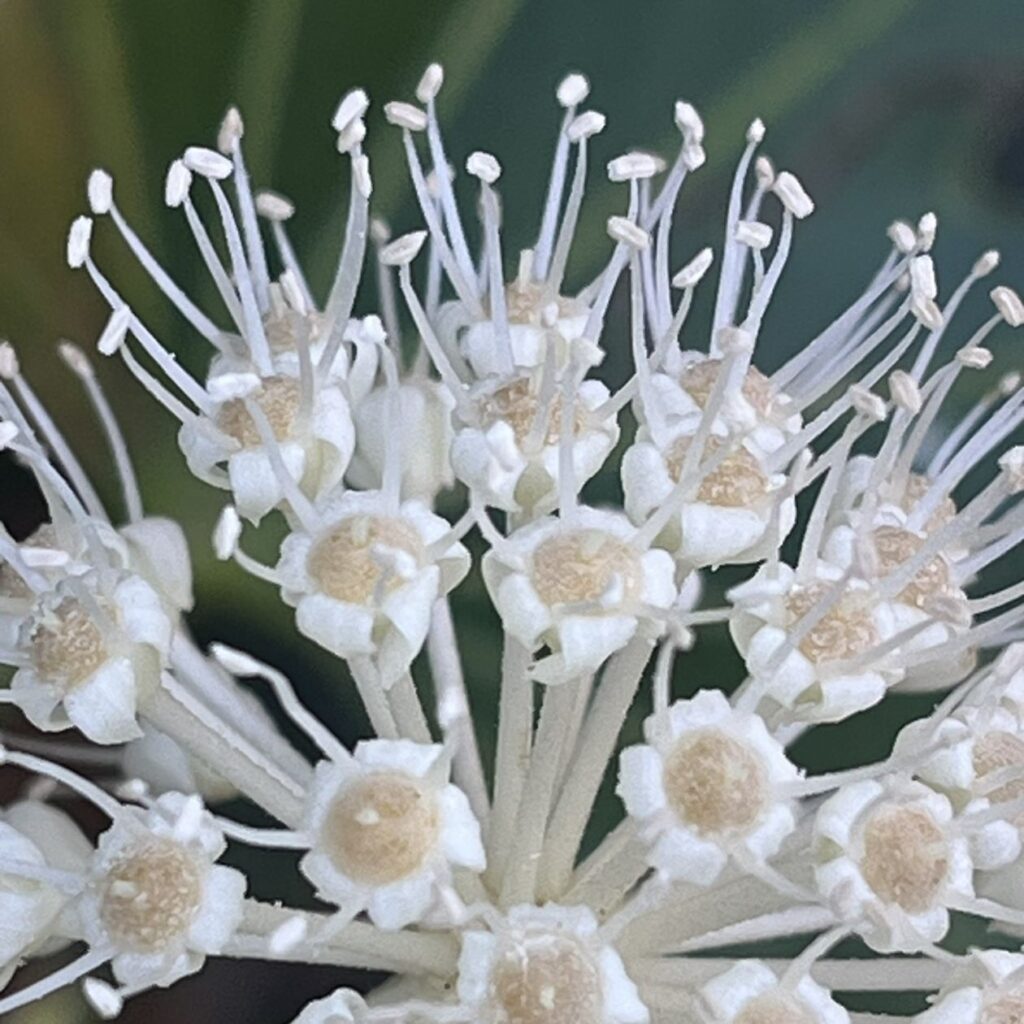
31, 597, 109, 688
217, 375, 303, 449
733, 992, 816, 1024
663, 728, 769, 835
666, 437, 770, 508
785, 584, 879, 664
0, 524, 59, 599
983, 987, 1024, 1024
679, 358, 778, 419
531, 530, 642, 609
482, 377, 583, 448
263, 308, 323, 354
323, 772, 440, 885
503, 281, 585, 328
973, 731, 1024, 822
100, 838, 203, 953
0, 562, 32, 600
488, 933, 602, 1024
871, 526, 950, 609
860, 805, 949, 914
901, 473, 957, 534
308, 516, 424, 605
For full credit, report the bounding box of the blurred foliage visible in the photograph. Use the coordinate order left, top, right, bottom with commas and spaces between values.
2, 0, 1024, 1020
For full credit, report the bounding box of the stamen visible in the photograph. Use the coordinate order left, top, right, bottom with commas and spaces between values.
468, 154, 515, 376
2, 747, 129, 819
210, 643, 350, 764
240, 397, 320, 533
547, 111, 604, 295
397, 128, 482, 314
59, 342, 144, 523
89, 168, 224, 344
0, 946, 113, 1017
534, 73, 589, 280
204, 176, 274, 373
2, 345, 106, 521
218, 108, 272, 313
421, 75, 478, 291
712, 120, 764, 335
318, 146, 372, 379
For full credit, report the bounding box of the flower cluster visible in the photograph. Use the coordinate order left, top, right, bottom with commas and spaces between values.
1, 62, 1024, 1024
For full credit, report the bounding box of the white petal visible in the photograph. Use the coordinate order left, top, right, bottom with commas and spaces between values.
63, 658, 143, 744
701, 960, 778, 1020
915, 988, 983, 1024
664, 689, 733, 737
649, 826, 727, 884
639, 549, 677, 609
367, 871, 434, 930
381, 566, 440, 646
596, 946, 650, 1023
621, 442, 673, 524
115, 575, 173, 654
120, 517, 194, 612
456, 930, 498, 1006
438, 785, 486, 871
295, 595, 375, 657
617, 745, 668, 820
111, 949, 197, 989
354, 739, 444, 778
494, 573, 552, 647
275, 531, 315, 597
227, 448, 288, 523
814, 781, 883, 849
9, 669, 67, 733
556, 614, 636, 679
815, 672, 888, 722
679, 503, 769, 568
187, 865, 247, 953
375, 627, 417, 690
300, 849, 365, 909
745, 803, 796, 861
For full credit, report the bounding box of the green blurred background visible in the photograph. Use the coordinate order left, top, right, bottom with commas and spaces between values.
2, 0, 1024, 1020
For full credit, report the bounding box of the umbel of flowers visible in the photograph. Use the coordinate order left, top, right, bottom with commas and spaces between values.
1, 62, 1024, 1024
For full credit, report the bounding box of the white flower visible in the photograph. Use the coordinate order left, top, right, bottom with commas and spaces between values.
179, 361, 356, 525
451, 370, 619, 515
728, 562, 900, 723
895, 706, 1024, 870
696, 959, 849, 1024
347, 377, 455, 499
622, 424, 794, 569
822, 507, 972, 691
10, 570, 172, 743
0, 523, 71, 650
482, 508, 676, 684
442, 280, 597, 380
276, 490, 469, 688
78, 792, 247, 989
456, 904, 649, 1024
618, 691, 800, 885
651, 350, 801, 457
300, 739, 484, 930
915, 950, 1024, 1024
829, 455, 960, 543
813, 777, 974, 953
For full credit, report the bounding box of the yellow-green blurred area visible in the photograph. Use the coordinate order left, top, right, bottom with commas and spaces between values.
2, 0, 1024, 1020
